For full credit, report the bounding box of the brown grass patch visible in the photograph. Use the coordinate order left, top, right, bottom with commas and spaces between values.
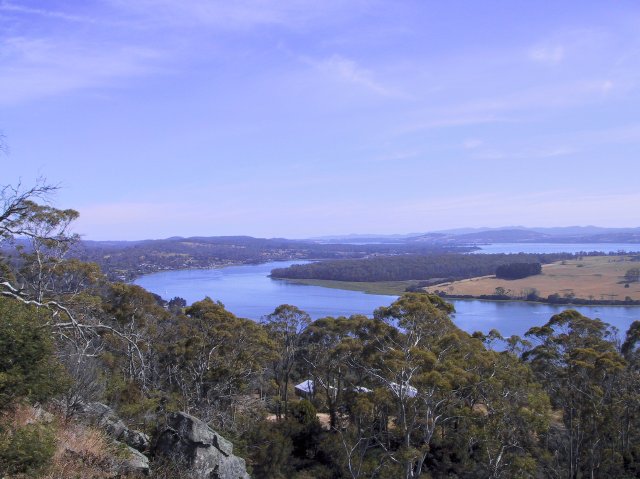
5, 405, 133, 479
42, 422, 122, 479
426, 255, 640, 301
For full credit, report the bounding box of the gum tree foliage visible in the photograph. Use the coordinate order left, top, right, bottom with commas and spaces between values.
354, 293, 550, 479
524, 310, 628, 478
362, 293, 465, 478
164, 297, 271, 428
619, 320, 640, 476
279, 293, 553, 479
0, 179, 143, 362
262, 304, 311, 419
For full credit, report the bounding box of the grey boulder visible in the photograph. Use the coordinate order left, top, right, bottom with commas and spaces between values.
154, 412, 250, 479
119, 444, 150, 476
80, 402, 151, 452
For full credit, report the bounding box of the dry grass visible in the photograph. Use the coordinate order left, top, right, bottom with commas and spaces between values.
5, 404, 133, 479
425, 255, 640, 301
4, 404, 52, 428
42, 422, 123, 479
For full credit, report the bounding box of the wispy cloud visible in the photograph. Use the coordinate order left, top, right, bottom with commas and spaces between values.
0, 36, 163, 105
597, 79, 614, 93
462, 138, 483, 150
310, 54, 404, 98
398, 115, 514, 134
107, 0, 361, 31
529, 44, 564, 65
404, 75, 627, 133
371, 150, 421, 163
472, 146, 577, 161
571, 123, 640, 146
0, 1, 101, 24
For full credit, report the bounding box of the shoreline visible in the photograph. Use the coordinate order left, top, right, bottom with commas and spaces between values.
279, 278, 640, 306
126, 256, 640, 308
120, 261, 245, 283
127, 258, 319, 284
432, 293, 640, 307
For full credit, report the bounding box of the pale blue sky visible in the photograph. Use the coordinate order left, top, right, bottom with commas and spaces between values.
2, 0, 639, 239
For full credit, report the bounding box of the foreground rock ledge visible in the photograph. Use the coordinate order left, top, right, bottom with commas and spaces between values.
154, 412, 250, 479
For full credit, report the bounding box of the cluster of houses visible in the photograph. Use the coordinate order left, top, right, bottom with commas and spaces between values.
294, 379, 418, 399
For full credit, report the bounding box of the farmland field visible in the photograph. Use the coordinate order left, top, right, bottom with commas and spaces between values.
425, 255, 640, 301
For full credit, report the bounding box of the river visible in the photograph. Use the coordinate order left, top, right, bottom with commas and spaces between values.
134, 257, 639, 339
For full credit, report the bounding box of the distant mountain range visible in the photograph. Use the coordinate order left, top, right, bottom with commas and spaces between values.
313, 227, 640, 245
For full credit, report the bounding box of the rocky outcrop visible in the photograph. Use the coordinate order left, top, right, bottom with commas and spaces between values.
78, 402, 151, 452
154, 412, 250, 479
119, 444, 151, 476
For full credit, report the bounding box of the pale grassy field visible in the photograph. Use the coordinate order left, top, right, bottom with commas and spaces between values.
425, 255, 640, 301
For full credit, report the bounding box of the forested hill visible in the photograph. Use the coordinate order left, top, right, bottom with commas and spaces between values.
68, 236, 474, 281
270, 253, 573, 282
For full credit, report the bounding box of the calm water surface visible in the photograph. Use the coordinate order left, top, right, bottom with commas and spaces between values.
134, 258, 639, 338
135, 261, 397, 320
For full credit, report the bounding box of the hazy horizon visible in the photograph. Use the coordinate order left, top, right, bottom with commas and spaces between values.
3, 1, 640, 240
76, 224, 640, 243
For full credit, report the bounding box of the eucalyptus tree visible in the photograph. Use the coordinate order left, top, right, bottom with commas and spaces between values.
302, 314, 370, 430
524, 310, 626, 478
351, 293, 468, 478
0, 179, 138, 359
461, 344, 550, 478
262, 304, 311, 419
101, 283, 168, 390
167, 297, 271, 428
0, 181, 80, 325
619, 321, 640, 475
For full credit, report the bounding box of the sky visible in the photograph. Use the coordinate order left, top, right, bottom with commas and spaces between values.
1, 0, 640, 240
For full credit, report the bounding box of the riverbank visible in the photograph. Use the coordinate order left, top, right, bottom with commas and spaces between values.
433, 293, 640, 306
280, 277, 640, 307
275, 277, 413, 295
279, 256, 640, 307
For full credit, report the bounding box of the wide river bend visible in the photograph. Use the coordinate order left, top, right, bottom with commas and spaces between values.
134, 259, 639, 339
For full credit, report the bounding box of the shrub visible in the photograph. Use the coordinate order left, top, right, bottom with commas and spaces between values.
0, 422, 56, 476
0, 298, 67, 410
289, 400, 318, 426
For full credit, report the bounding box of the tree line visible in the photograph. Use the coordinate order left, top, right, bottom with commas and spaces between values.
271, 254, 568, 283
